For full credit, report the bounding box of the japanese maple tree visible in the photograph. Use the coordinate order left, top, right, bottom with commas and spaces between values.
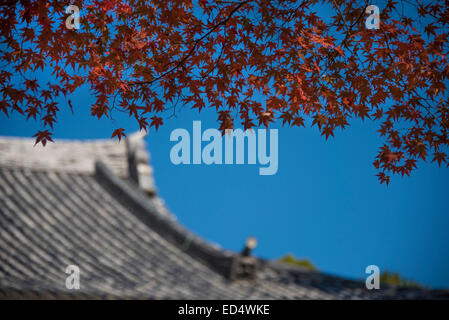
0, 0, 448, 184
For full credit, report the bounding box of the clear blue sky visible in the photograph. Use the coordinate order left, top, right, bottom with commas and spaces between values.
1, 2, 448, 289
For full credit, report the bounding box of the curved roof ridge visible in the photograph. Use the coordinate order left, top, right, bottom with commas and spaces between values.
94, 161, 236, 277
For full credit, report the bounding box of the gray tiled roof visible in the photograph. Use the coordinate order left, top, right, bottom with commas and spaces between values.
0, 135, 448, 300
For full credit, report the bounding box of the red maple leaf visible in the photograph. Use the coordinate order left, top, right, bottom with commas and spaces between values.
33, 130, 54, 147
111, 128, 126, 141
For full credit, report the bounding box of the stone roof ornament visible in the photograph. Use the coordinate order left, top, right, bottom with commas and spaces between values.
126, 130, 156, 196
229, 237, 259, 281
241, 236, 258, 256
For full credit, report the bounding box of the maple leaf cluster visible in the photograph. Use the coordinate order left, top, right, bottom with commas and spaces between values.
0, 0, 448, 184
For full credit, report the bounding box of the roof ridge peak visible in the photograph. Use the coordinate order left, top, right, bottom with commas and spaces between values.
0, 133, 157, 196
